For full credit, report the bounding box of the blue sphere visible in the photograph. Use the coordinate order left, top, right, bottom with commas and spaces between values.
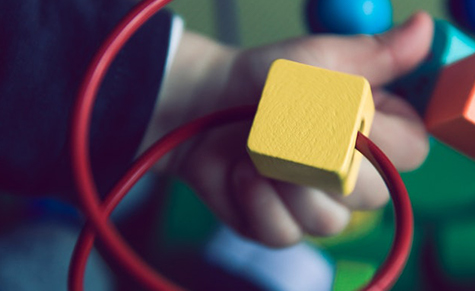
306, 0, 393, 35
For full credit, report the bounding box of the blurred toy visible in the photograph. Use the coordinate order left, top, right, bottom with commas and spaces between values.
305, 0, 392, 35
425, 53, 475, 159
389, 19, 475, 160
389, 20, 475, 115
204, 226, 335, 291
377, 17, 475, 167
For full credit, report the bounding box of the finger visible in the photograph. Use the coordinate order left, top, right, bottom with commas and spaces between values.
368, 11, 434, 85
370, 90, 429, 170
180, 144, 245, 231
273, 181, 351, 237
236, 12, 433, 104
335, 158, 389, 210
176, 124, 251, 233
320, 11, 434, 86
232, 161, 303, 247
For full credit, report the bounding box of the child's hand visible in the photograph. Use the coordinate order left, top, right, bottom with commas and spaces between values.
142, 12, 433, 247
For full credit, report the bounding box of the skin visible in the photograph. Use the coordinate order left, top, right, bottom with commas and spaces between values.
138, 12, 434, 247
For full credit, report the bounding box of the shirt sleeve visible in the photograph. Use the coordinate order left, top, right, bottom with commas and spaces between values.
0, 0, 174, 196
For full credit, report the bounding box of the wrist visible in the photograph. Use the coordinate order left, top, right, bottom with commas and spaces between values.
137, 31, 238, 170
158, 31, 238, 128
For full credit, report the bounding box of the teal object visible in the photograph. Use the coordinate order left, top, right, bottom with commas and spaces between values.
306, 0, 392, 35
153, 178, 219, 253
388, 20, 475, 116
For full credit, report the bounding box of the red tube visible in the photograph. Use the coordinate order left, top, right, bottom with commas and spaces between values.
68, 0, 413, 290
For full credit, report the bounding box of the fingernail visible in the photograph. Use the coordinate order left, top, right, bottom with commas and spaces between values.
397, 11, 423, 31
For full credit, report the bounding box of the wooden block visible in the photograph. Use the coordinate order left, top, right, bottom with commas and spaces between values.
425, 53, 475, 160
247, 59, 374, 195
434, 20, 475, 65
388, 20, 475, 116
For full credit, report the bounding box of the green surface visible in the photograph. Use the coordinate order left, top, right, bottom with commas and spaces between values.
168, 0, 216, 37
392, 0, 448, 23
401, 140, 475, 220
438, 219, 475, 281
154, 178, 219, 252
332, 261, 376, 291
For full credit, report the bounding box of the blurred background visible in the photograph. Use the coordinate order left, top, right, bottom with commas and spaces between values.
168, 0, 448, 47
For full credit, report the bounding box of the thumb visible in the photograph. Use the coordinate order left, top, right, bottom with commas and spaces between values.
302, 11, 434, 86
240, 12, 433, 90
357, 11, 434, 86
233, 12, 433, 104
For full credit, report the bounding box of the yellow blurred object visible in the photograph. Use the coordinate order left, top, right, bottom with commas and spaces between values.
247, 59, 374, 194
307, 210, 383, 247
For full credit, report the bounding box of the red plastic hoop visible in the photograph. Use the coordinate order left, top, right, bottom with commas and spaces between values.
68, 1, 413, 290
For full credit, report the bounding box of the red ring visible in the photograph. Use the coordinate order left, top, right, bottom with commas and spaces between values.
68, 0, 414, 290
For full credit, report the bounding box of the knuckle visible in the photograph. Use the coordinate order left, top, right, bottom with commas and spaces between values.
265, 228, 302, 248
305, 210, 350, 237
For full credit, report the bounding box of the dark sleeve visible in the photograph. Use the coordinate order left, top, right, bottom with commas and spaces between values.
0, 0, 173, 196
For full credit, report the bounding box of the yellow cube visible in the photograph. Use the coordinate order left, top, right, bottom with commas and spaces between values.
247, 59, 374, 195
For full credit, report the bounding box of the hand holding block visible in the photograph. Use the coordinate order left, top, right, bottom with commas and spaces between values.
247, 60, 374, 195
425, 53, 475, 160
388, 20, 475, 116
